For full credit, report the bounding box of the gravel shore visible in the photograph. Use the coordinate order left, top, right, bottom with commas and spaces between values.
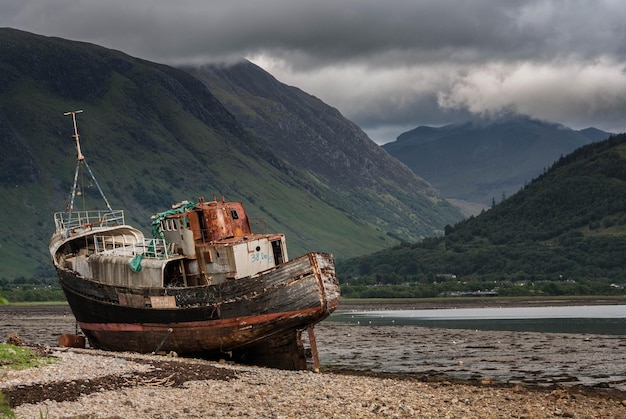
3, 347, 626, 418
2, 301, 626, 418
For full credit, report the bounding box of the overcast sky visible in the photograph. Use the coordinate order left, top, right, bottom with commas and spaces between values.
2, 0, 626, 143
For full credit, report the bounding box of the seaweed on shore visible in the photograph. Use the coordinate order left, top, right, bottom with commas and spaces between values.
3, 357, 237, 408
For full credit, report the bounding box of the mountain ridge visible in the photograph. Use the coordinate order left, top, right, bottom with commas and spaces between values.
384, 115, 613, 207
183, 61, 457, 241
0, 28, 463, 279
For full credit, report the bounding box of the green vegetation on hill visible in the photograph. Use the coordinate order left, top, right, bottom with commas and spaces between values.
0, 29, 463, 281
186, 61, 461, 242
338, 135, 626, 298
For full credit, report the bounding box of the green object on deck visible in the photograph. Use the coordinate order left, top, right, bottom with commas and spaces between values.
130, 254, 144, 272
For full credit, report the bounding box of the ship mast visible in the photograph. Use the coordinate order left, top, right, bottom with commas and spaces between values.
64, 110, 115, 216
66, 109, 85, 161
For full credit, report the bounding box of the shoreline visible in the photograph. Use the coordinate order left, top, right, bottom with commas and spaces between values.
324, 365, 626, 403
3, 295, 625, 310
335, 296, 626, 311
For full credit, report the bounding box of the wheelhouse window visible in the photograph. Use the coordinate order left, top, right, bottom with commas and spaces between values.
161, 219, 178, 231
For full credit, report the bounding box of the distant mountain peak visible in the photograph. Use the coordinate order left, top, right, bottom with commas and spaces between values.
384, 115, 612, 207
577, 127, 615, 141
396, 114, 571, 145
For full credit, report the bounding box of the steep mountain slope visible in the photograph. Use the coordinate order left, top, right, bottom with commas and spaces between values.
0, 29, 463, 279
339, 134, 626, 295
383, 116, 613, 207
183, 61, 461, 243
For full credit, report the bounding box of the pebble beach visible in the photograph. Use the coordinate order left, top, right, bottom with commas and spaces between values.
3, 347, 626, 418
2, 302, 626, 418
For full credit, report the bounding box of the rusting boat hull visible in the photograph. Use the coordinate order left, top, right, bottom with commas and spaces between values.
56, 252, 339, 369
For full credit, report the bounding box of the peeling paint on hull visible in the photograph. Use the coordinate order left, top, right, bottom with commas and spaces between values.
56, 252, 340, 369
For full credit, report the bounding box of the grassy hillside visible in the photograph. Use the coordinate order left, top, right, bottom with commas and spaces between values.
0, 29, 463, 280
339, 134, 626, 297
185, 61, 462, 242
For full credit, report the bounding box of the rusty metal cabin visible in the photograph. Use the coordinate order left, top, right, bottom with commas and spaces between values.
155, 197, 288, 287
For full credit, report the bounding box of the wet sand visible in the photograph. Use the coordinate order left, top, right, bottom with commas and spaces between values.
2, 302, 626, 396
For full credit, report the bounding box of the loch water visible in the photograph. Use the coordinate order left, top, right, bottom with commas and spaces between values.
330, 305, 626, 335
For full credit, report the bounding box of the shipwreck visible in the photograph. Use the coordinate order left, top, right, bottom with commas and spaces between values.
49, 110, 340, 369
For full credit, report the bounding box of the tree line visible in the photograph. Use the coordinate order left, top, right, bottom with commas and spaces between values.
337, 135, 626, 298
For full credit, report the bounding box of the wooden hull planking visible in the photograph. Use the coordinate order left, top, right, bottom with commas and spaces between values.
56, 252, 340, 369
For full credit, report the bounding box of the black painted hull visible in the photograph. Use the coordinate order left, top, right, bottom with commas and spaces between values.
57, 252, 340, 369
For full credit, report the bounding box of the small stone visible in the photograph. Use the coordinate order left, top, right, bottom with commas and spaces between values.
7, 333, 24, 346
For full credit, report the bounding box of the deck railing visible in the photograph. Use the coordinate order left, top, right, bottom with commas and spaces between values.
53, 209, 176, 259
94, 236, 174, 258
54, 210, 125, 237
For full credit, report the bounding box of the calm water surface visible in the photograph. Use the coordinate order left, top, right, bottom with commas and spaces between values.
330, 305, 626, 335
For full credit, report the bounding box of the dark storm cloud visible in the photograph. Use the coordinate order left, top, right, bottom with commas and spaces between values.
2, 0, 626, 143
